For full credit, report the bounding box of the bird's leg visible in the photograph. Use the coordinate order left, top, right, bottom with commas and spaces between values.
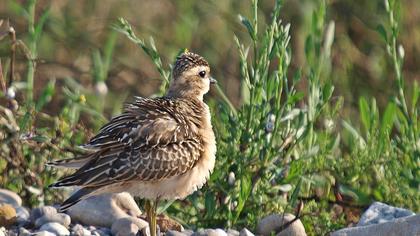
153, 198, 159, 236
146, 199, 159, 236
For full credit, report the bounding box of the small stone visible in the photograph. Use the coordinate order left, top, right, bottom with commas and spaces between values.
166, 230, 194, 236
256, 213, 306, 236
357, 202, 415, 226
40, 222, 70, 236
35, 212, 71, 228
192, 228, 228, 236
166, 230, 189, 236
0, 189, 22, 207
239, 228, 254, 236
67, 192, 142, 227
30, 206, 57, 224
111, 217, 149, 236
72, 224, 91, 236
6, 229, 17, 236
228, 172, 236, 186
182, 230, 194, 236
19, 227, 31, 236
90, 231, 99, 236
94, 81, 108, 96
0, 204, 17, 227
15, 206, 30, 224
278, 184, 292, 192
91, 228, 112, 236
35, 230, 56, 236
227, 229, 240, 236
331, 214, 420, 236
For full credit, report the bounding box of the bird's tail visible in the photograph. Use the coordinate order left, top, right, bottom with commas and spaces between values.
46, 152, 96, 169
59, 187, 96, 212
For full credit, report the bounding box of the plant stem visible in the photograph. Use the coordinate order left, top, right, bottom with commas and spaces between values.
27, 0, 37, 106
387, 0, 415, 143
8, 26, 16, 89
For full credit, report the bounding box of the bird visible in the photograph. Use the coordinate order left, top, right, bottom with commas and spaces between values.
48, 51, 217, 236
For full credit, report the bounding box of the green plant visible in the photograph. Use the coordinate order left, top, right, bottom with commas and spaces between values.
0, 0, 109, 207
168, 0, 338, 229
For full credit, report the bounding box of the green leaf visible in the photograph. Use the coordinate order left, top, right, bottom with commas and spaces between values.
235, 175, 251, 221
293, 69, 302, 83
33, 8, 50, 43
304, 35, 314, 58
379, 102, 396, 141
204, 192, 216, 218
359, 97, 371, 132
238, 15, 256, 40
102, 31, 117, 79
322, 82, 334, 101
412, 81, 419, 111
287, 92, 305, 105
92, 50, 104, 83
18, 111, 32, 131
342, 120, 366, 149
338, 185, 360, 201
35, 79, 55, 112
376, 24, 388, 42
30, 135, 49, 143
289, 178, 302, 208
8, 0, 26, 16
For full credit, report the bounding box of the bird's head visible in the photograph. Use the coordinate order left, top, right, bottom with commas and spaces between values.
167, 51, 216, 100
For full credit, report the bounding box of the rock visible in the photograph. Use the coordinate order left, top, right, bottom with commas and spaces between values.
35, 230, 57, 236
166, 230, 191, 236
15, 206, 30, 224
0, 189, 22, 207
90, 231, 100, 236
157, 214, 183, 232
91, 228, 112, 236
35, 212, 71, 228
239, 228, 254, 236
0, 204, 17, 227
256, 213, 306, 236
19, 227, 31, 236
182, 230, 194, 236
66, 192, 142, 227
40, 222, 70, 236
111, 217, 149, 236
357, 202, 415, 226
227, 229, 240, 236
166, 230, 194, 236
30, 206, 57, 224
192, 229, 228, 236
331, 214, 420, 236
6, 229, 18, 236
72, 224, 91, 236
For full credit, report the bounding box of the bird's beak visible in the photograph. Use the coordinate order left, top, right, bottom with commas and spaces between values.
209, 76, 217, 84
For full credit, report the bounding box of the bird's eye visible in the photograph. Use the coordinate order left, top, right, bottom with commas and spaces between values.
199, 70, 206, 78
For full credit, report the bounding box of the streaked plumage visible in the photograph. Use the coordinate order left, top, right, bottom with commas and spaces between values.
48, 52, 217, 213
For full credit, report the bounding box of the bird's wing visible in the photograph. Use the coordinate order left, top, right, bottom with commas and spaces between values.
85, 97, 192, 149
51, 97, 204, 188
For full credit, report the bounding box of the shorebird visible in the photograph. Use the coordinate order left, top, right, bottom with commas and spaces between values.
48, 52, 217, 236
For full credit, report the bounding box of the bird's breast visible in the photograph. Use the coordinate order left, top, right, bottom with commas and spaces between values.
122, 104, 216, 200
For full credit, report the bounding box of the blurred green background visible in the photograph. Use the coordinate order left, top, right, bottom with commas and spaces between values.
1, 0, 419, 113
